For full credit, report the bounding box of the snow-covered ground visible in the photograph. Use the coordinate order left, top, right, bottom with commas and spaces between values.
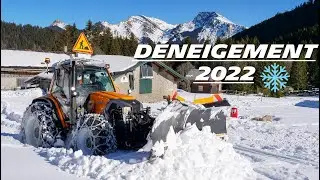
225, 95, 319, 179
1, 88, 319, 180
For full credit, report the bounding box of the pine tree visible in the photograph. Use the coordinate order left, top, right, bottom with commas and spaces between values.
109, 38, 121, 55
182, 36, 192, 45
100, 28, 112, 54
128, 33, 138, 56
85, 20, 93, 31
289, 52, 309, 90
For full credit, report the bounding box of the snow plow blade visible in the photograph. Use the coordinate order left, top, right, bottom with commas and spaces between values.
149, 100, 228, 146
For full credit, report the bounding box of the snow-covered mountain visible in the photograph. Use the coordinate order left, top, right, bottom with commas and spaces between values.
165, 12, 246, 43
48, 12, 245, 43
99, 15, 177, 43
49, 19, 67, 31
99, 12, 245, 44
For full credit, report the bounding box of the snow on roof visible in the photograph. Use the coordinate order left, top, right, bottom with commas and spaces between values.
1, 50, 139, 73
93, 55, 138, 72
1, 50, 69, 67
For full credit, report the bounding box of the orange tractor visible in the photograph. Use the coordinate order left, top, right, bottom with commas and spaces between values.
21, 57, 155, 155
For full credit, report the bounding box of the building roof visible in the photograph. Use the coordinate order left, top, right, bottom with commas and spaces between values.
1, 50, 138, 73
154, 62, 186, 80
112, 61, 185, 80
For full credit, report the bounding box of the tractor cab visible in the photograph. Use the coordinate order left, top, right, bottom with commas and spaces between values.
50, 58, 115, 101
48, 58, 120, 122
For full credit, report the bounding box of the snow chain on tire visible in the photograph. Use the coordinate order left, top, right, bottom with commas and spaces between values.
73, 114, 117, 155
20, 101, 58, 148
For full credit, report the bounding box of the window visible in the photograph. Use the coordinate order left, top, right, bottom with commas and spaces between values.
129, 74, 134, 90
140, 63, 153, 79
52, 69, 64, 92
140, 79, 152, 94
51, 69, 70, 99
76, 67, 115, 96
198, 85, 203, 92
139, 63, 153, 94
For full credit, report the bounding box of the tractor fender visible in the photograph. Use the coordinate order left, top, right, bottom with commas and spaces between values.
31, 95, 68, 128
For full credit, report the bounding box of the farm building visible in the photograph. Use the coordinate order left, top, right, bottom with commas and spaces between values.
1, 50, 184, 103
109, 61, 185, 102
185, 69, 222, 93
1, 50, 69, 90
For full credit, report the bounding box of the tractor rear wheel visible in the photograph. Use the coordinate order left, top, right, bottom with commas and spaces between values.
73, 114, 117, 155
21, 101, 58, 148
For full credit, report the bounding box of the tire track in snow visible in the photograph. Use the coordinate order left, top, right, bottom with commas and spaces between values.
234, 144, 318, 166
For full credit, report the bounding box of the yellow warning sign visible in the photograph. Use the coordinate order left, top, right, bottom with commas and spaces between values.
72, 32, 93, 54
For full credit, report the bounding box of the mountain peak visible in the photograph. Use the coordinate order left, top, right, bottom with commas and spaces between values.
196, 12, 220, 18
193, 11, 234, 27
50, 19, 67, 30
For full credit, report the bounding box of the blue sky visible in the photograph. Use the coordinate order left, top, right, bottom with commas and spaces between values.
1, 0, 306, 29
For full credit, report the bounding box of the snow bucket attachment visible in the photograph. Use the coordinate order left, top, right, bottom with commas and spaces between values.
149, 90, 230, 146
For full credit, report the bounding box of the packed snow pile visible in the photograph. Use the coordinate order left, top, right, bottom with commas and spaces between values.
37, 125, 255, 180
147, 99, 229, 147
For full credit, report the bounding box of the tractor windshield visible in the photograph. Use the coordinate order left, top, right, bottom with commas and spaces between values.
76, 67, 115, 94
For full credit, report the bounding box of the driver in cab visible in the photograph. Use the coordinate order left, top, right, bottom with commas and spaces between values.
90, 74, 104, 90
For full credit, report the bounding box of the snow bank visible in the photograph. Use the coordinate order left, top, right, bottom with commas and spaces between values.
1, 87, 43, 98
37, 125, 255, 180
1, 88, 43, 121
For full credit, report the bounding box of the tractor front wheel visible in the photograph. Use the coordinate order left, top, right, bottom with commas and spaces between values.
73, 114, 117, 155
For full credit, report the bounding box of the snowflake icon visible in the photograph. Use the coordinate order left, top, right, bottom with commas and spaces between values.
260, 63, 290, 92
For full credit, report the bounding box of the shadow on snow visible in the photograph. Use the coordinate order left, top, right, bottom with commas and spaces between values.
295, 100, 319, 108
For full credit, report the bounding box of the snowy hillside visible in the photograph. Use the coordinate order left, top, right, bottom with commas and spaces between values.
49, 12, 245, 43
1, 88, 318, 179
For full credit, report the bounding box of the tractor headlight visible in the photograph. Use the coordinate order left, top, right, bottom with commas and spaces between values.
122, 107, 132, 116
